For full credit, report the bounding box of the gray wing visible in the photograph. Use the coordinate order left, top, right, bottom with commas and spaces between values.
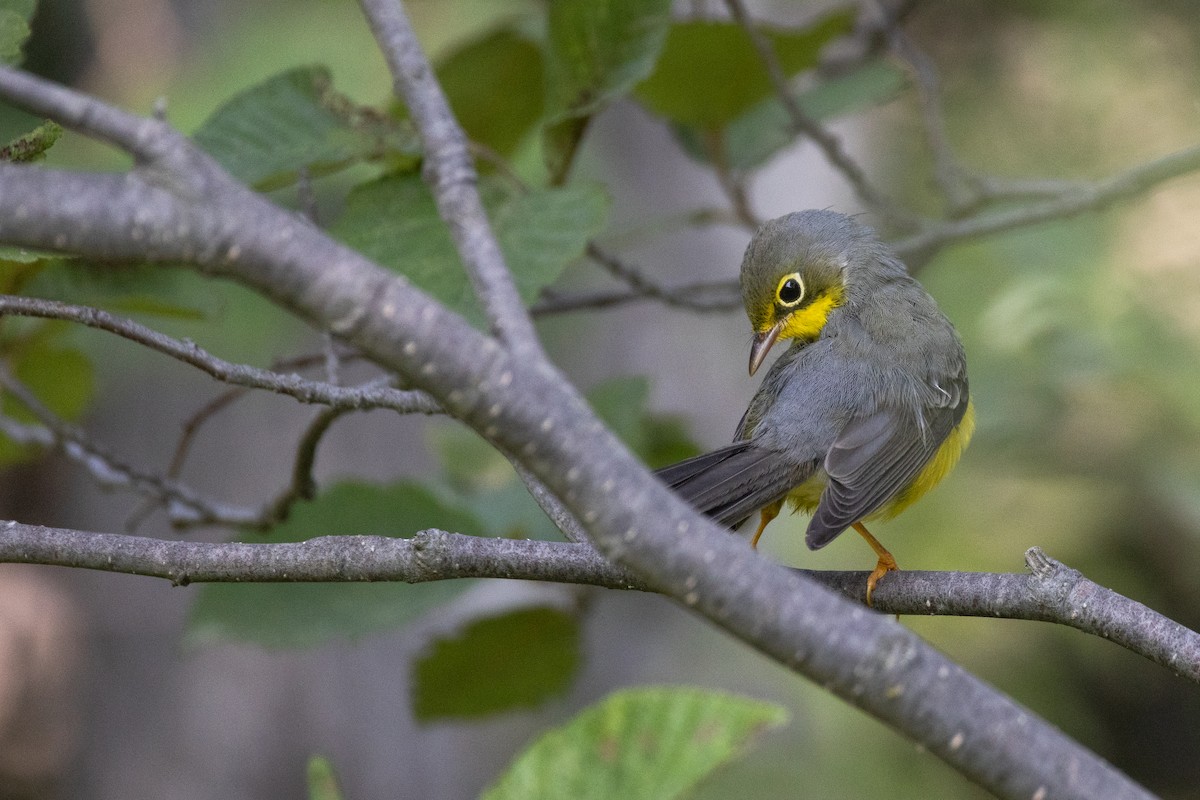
805, 375, 969, 550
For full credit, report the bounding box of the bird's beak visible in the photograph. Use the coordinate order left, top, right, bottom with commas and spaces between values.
749, 322, 783, 376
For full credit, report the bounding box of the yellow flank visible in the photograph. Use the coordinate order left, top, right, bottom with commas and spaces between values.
785, 471, 827, 514
881, 399, 975, 518
769, 288, 843, 343
782, 399, 976, 521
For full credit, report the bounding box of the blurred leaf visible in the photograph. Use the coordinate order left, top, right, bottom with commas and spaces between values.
587, 377, 699, 467
641, 416, 701, 468
676, 60, 906, 170
413, 606, 580, 721
0, 245, 54, 264
633, 12, 854, 128
187, 482, 484, 648
426, 423, 561, 541
0, 120, 62, 162
587, 375, 650, 449
102, 295, 207, 320
430, 423, 513, 494
0, 251, 54, 294
438, 27, 545, 158
332, 174, 608, 323
543, 0, 672, 181
0, 257, 211, 319
484, 686, 788, 800
0, 0, 35, 65
0, 343, 94, 465
499, 182, 609, 302
306, 756, 343, 800
193, 65, 419, 190
790, 60, 907, 123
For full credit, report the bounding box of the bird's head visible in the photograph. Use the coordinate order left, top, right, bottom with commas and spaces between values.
740, 210, 882, 375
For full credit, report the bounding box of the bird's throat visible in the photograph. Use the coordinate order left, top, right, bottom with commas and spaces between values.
778, 289, 842, 343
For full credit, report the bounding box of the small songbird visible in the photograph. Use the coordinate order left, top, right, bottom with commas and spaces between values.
657, 210, 974, 602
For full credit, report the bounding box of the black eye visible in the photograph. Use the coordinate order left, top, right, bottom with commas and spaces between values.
778, 277, 803, 305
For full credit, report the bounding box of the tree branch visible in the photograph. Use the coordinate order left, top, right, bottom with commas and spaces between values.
532, 280, 741, 317
893, 143, 1200, 266
0, 295, 443, 415
1, 520, 1194, 686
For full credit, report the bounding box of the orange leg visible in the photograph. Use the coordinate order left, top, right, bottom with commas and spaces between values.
852, 522, 899, 607
750, 500, 783, 549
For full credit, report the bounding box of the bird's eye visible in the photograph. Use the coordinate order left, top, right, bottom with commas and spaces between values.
776, 273, 805, 306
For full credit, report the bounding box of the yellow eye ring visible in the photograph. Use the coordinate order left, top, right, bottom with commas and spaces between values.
776, 272, 805, 307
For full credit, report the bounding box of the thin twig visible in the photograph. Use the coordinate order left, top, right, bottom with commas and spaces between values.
701, 129, 761, 229
0, 369, 261, 527
532, 281, 742, 316
532, 242, 744, 317
882, 19, 973, 212
165, 349, 378, 481
167, 388, 249, 478
510, 460, 588, 544
357, 0, 542, 358
260, 406, 353, 528
723, 0, 917, 231
895, 143, 1200, 267
0, 295, 443, 415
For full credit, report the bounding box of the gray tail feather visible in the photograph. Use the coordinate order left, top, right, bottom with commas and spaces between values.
655, 443, 807, 529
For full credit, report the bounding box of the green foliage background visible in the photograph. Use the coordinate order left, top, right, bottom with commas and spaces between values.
3, 0, 1200, 798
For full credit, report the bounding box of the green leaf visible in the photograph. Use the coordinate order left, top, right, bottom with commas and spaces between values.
586, 377, 699, 467
0, 245, 53, 265
0, 120, 62, 163
499, 182, 610, 303
484, 686, 788, 800
543, 0, 672, 181
331, 174, 608, 322
587, 375, 650, 450
675, 60, 907, 170
413, 606, 580, 721
192, 66, 419, 190
306, 756, 343, 800
0, 0, 36, 65
0, 343, 95, 465
634, 12, 855, 128
438, 27, 545, 158
0, 257, 210, 320
430, 423, 513, 494
426, 423, 564, 541
187, 482, 484, 648
101, 295, 208, 321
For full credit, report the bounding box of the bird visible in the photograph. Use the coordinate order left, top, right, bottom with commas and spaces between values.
656, 210, 974, 603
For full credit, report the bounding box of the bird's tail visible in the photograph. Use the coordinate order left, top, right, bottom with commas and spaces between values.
655, 442, 808, 530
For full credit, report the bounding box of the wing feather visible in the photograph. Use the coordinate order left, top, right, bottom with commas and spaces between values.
806, 379, 968, 549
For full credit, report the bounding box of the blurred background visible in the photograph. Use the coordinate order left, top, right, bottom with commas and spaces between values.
3, 0, 1200, 797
